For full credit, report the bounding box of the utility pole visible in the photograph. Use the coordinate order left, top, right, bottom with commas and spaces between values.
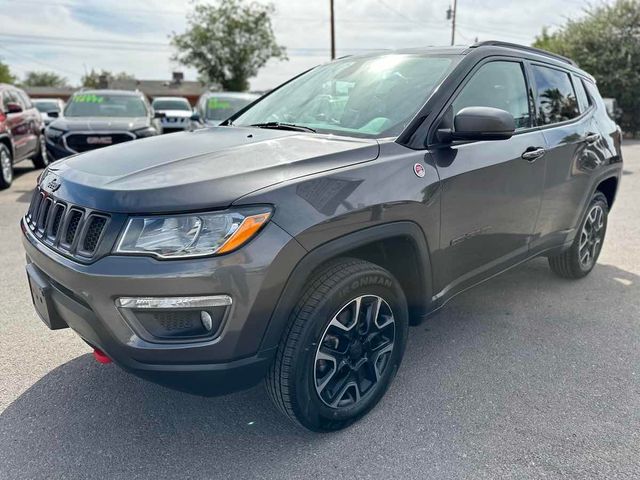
330, 0, 336, 59
446, 0, 457, 46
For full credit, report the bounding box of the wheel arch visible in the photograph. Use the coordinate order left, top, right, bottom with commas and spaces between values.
259, 221, 434, 352
595, 176, 618, 210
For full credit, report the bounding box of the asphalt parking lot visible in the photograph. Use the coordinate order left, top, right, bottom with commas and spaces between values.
1, 144, 639, 480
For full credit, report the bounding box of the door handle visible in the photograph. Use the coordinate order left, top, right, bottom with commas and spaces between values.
584, 132, 601, 144
521, 147, 546, 162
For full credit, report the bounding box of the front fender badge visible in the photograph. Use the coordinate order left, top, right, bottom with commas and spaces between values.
413, 163, 426, 178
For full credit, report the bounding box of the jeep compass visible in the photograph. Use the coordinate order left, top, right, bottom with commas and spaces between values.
22, 42, 622, 431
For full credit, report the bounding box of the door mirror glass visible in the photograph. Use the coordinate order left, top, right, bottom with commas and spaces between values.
6, 102, 23, 114
47, 110, 60, 118
190, 112, 200, 122
439, 106, 516, 142
153, 111, 166, 119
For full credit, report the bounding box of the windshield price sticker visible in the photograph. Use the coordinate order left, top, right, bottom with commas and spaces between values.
74, 94, 105, 104
208, 98, 231, 109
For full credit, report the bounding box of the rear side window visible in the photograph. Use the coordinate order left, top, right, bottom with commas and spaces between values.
573, 77, 591, 113
531, 65, 579, 125
16, 91, 32, 109
452, 61, 532, 130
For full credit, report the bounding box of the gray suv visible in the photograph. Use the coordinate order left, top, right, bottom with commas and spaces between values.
22, 42, 622, 431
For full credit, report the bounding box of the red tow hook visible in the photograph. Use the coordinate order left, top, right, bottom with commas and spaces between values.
93, 348, 112, 364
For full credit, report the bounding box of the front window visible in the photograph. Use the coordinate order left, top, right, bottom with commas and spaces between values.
64, 93, 148, 118
232, 54, 457, 138
34, 101, 61, 113
152, 99, 191, 111
205, 96, 255, 121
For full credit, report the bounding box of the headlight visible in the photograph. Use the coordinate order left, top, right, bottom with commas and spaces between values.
133, 126, 158, 138
45, 127, 64, 142
114, 207, 272, 259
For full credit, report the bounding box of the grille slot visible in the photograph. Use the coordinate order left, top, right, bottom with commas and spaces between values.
64, 210, 83, 246
82, 216, 107, 253
37, 197, 52, 232
25, 188, 111, 260
49, 203, 66, 239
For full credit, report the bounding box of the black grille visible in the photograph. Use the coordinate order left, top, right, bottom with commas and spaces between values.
25, 188, 110, 260
65, 132, 135, 153
82, 216, 107, 253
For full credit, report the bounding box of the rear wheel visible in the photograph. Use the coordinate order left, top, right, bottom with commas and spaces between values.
0, 143, 13, 190
548, 192, 608, 279
32, 133, 49, 169
266, 258, 408, 431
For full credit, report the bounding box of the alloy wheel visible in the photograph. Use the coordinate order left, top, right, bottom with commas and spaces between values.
314, 295, 395, 408
579, 204, 605, 269
0, 149, 12, 184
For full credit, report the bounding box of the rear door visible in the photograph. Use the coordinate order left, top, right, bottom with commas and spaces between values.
528, 64, 602, 250
430, 59, 547, 294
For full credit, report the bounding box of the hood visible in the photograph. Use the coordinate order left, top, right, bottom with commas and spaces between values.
45, 126, 379, 213
158, 110, 192, 118
48, 116, 150, 132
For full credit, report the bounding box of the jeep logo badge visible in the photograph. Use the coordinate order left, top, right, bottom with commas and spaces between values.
46, 177, 61, 192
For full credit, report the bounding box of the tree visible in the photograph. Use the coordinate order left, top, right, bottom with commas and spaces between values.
22, 71, 68, 87
0, 60, 16, 84
533, 0, 640, 136
170, 0, 287, 91
81, 69, 136, 88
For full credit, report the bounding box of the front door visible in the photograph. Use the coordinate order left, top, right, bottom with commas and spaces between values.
429, 59, 546, 296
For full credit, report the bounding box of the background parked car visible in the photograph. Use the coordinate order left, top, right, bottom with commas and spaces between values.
0, 84, 48, 189
192, 92, 259, 128
32, 98, 65, 126
151, 96, 193, 133
45, 89, 163, 160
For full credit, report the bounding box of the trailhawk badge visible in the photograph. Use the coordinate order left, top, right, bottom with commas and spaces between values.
413, 163, 426, 178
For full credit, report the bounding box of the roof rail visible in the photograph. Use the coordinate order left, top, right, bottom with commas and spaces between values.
470, 40, 577, 66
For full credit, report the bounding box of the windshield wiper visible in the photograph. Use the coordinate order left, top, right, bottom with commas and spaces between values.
249, 122, 316, 133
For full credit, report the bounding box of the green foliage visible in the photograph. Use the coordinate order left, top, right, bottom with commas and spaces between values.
0, 60, 16, 84
22, 71, 68, 87
533, 0, 640, 135
171, 0, 287, 91
81, 69, 135, 88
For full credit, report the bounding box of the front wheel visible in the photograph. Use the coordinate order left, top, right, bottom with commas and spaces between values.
548, 192, 608, 279
32, 133, 50, 169
266, 258, 408, 431
0, 143, 13, 190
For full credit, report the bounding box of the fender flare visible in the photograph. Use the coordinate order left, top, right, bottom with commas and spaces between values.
258, 221, 433, 352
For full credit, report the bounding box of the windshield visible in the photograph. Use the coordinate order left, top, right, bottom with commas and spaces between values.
34, 101, 60, 113
205, 96, 255, 121
152, 99, 191, 111
64, 93, 148, 118
233, 54, 457, 138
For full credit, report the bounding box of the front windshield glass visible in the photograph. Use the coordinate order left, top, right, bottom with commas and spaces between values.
233, 54, 457, 138
206, 96, 255, 121
152, 99, 191, 111
34, 101, 60, 113
64, 93, 147, 118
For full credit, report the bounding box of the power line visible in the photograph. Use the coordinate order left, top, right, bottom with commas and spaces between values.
0, 45, 84, 77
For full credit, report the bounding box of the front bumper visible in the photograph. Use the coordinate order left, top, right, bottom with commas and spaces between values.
22, 218, 306, 395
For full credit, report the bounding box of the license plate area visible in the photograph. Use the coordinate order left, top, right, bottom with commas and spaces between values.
26, 264, 68, 330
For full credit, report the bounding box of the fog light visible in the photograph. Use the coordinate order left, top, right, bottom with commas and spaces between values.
116, 295, 231, 341
201, 311, 213, 331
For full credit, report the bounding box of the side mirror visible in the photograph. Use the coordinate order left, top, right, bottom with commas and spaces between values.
190, 112, 200, 122
6, 102, 23, 114
153, 111, 166, 119
47, 111, 59, 118
438, 106, 515, 143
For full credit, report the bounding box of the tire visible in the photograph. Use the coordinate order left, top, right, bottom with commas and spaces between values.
32, 133, 50, 169
548, 192, 608, 279
266, 258, 409, 432
0, 143, 13, 190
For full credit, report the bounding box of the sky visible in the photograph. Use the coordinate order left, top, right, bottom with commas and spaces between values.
0, 0, 593, 90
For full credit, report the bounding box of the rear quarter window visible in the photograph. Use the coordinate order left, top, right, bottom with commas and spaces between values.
531, 64, 579, 125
